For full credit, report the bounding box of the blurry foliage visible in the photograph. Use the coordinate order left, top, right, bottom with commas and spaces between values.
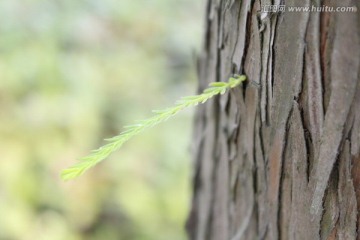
0, 0, 203, 239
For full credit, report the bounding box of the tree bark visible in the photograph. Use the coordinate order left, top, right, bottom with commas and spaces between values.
187, 0, 360, 239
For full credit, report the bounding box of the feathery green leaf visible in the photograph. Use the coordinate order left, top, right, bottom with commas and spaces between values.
61, 75, 246, 180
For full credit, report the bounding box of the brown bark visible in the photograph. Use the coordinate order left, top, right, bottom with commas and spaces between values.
187, 0, 360, 239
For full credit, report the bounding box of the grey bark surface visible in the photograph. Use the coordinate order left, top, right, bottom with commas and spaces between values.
186, 0, 360, 239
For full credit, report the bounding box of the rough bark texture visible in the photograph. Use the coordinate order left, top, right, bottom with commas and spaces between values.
187, 0, 360, 239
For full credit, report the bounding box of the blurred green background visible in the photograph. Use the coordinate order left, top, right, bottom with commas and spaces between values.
0, 0, 204, 239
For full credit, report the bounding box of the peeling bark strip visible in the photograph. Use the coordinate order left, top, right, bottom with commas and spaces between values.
187, 0, 360, 239
310, 0, 360, 218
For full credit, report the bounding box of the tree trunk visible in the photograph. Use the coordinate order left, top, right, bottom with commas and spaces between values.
186, 0, 360, 239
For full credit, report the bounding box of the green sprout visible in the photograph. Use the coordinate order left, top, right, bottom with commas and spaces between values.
61, 75, 246, 180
